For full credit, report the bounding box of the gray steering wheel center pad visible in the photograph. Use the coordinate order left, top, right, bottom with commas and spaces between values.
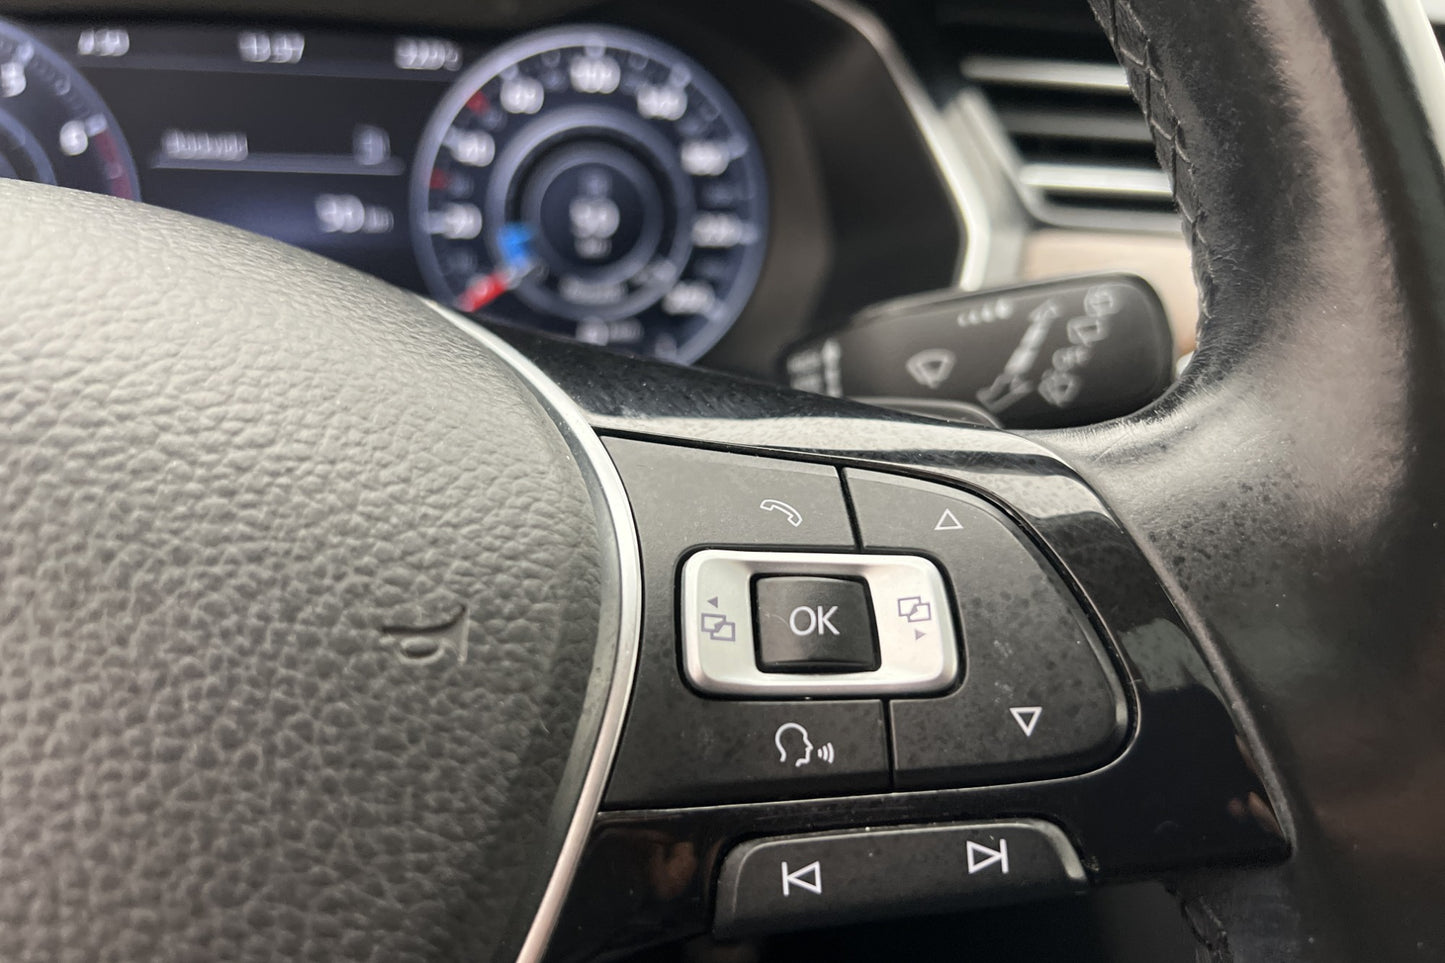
0, 179, 627, 961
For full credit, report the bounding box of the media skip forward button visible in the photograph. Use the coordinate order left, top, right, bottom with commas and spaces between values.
966, 839, 1009, 874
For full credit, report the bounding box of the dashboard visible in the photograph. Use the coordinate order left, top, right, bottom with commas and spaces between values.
0, 0, 1219, 428
0, 2, 970, 376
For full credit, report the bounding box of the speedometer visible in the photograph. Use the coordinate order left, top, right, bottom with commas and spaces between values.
411, 25, 767, 362
0, 19, 138, 198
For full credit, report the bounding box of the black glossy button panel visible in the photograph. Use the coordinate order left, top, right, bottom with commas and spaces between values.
602, 438, 890, 807
755, 576, 879, 673
714, 820, 1086, 937
601, 435, 1128, 808
846, 469, 1128, 789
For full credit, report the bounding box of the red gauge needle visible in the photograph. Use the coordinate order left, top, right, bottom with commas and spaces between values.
454, 224, 538, 314
456, 272, 510, 313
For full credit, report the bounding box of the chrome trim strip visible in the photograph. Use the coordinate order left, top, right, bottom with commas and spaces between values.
962, 55, 1131, 93
1386, 0, 1445, 167
808, 0, 997, 289
423, 301, 642, 963
680, 549, 959, 697
996, 106, 1153, 144
1019, 162, 1174, 199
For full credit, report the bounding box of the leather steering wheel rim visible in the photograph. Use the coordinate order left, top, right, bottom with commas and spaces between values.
1042, 0, 1445, 957
0, 179, 641, 962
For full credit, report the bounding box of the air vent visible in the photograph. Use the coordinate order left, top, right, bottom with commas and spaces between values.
944, 16, 1177, 228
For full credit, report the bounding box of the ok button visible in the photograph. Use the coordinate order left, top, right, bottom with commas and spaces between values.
790, 605, 840, 636
754, 577, 879, 674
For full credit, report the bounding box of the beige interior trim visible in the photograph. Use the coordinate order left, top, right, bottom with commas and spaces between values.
1019, 229, 1199, 354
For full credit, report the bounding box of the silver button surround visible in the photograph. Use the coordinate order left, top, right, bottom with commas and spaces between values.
680, 549, 959, 697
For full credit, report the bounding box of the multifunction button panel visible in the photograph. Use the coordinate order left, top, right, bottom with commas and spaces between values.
579, 436, 1276, 952
681, 550, 958, 696
600, 436, 1128, 809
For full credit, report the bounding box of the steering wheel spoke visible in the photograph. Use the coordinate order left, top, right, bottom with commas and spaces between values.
505, 332, 1287, 959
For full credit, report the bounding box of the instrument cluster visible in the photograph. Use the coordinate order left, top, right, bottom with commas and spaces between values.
4, 7, 965, 370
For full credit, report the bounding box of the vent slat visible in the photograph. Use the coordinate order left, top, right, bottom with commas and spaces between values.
997, 108, 1153, 144
961, 55, 1130, 93
1018, 162, 1173, 199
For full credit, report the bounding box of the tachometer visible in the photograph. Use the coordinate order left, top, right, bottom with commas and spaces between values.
0, 19, 138, 198
411, 25, 767, 362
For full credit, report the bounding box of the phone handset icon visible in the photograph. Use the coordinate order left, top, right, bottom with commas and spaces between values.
759, 499, 803, 527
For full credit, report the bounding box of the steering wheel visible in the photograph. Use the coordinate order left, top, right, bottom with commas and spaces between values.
2, 0, 1443, 958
